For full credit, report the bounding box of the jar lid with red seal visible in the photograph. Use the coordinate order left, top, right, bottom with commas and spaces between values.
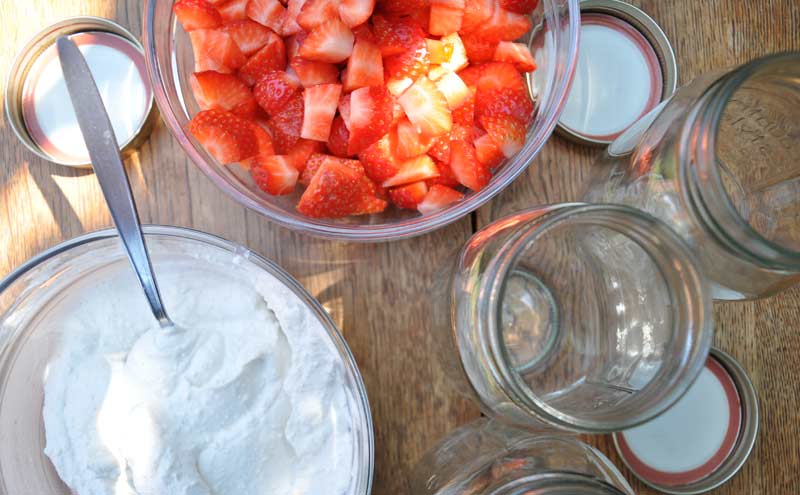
612, 348, 759, 494
5, 17, 157, 168
556, 0, 678, 146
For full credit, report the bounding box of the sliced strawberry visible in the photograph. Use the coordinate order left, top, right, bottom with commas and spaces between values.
475, 3, 531, 41
480, 113, 525, 157
358, 134, 401, 182
252, 121, 276, 155
327, 116, 352, 157
393, 117, 433, 159
499, 0, 539, 15
429, 3, 463, 36
271, 92, 305, 140
268, 121, 300, 152
247, 155, 299, 194
493, 41, 537, 72
299, 152, 330, 185
476, 87, 533, 123
429, 157, 460, 186
375, 0, 429, 15
382, 155, 439, 187
372, 14, 425, 57
253, 70, 300, 115
439, 33, 469, 71
458, 64, 484, 87
348, 86, 394, 154
246, 0, 286, 32
190, 29, 247, 72
300, 155, 378, 196
426, 39, 452, 65
189, 109, 258, 164
460, 0, 494, 33
427, 134, 451, 163
282, 0, 307, 35
301, 83, 342, 142
473, 131, 504, 168
218, 0, 250, 21
338, 93, 352, 129
286, 138, 324, 170
461, 34, 497, 63
238, 32, 286, 85
434, 71, 469, 110
290, 58, 340, 87
389, 181, 429, 209
398, 77, 452, 138
477, 61, 526, 93
452, 89, 475, 125
418, 184, 464, 214
190, 71, 258, 117
223, 19, 272, 55
344, 36, 384, 92
384, 38, 430, 82
386, 77, 414, 96
449, 139, 490, 190
296, 0, 338, 30
338, 0, 376, 27
298, 160, 387, 217
174, 0, 223, 31
298, 18, 354, 63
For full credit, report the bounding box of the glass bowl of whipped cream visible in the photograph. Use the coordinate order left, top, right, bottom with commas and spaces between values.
0, 226, 373, 495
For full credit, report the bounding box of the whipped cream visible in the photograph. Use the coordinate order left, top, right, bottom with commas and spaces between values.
41, 255, 358, 495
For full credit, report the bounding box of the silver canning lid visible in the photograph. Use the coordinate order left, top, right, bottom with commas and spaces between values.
556, 0, 678, 146
4, 17, 157, 168
612, 348, 759, 494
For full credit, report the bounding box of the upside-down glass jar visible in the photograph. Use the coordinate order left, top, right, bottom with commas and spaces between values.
431, 204, 712, 433
411, 418, 635, 495
584, 52, 800, 300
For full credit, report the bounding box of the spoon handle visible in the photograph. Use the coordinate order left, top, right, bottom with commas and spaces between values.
56, 37, 173, 328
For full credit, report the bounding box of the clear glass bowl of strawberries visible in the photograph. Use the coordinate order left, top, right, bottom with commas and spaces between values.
144, 0, 579, 240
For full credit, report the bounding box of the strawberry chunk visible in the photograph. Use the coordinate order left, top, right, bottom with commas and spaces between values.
389, 181, 428, 209
449, 139, 490, 190
174, 0, 223, 31
458, 64, 484, 87
281, 0, 306, 35
477, 61, 526, 93
290, 58, 340, 87
372, 14, 425, 57
327, 116, 352, 157
475, 87, 533, 123
429, 2, 463, 36
246, 0, 286, 32
438, 33, 469, 72
253, 70, 300, 116
301, 83, 342, 142
461, 34, 497, 63
417, 184, 464, 214
267, 121, 300, 152
247, 155, 299, 194
298, 160, 386, 217
429, 157, 460, 186
190, 29, 247, 72
358, 134, 401, 182
383, 155, 439, 187
480, 113, 525, 157
252, 121, 276, 155
189, 109, 258, 164
344, 35, 384, 92
296, 0, 338, 30
348, 86, 394, 154
499, 0, 539, 15
218, 0, 250, 21
426, 39, 452, 65
338, 93, 352, 129
223, 19, 272, 55
493, 41, 537, 72
473, 131, 504, 168
384, 38, 430, 82
393, 117, 433, 159
376, 0, 429, 15
475, 3, 531, 41
298, 18, 355, 63
338, 0, 376, 27
460, 0, 495, 33
286, 138, 324, 170
271, 92, 305, 141
190, 71, 258, 117
434, 71, 470, 110
398, 77, 452, 137
452, 89, 475, 125
238, 32, 287, 85
427, 134, 451, 163
300, 154, 369, 186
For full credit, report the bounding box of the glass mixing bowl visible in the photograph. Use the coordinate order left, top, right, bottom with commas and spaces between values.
0, 226, 374, 494
143, 0, 580, 240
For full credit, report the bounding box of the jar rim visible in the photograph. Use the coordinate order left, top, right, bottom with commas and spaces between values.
681, 52, 800, 270
483, 472, 630, 495
481, 204, 712, 432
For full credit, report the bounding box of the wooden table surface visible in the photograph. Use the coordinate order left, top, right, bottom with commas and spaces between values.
1, 1, 798, 494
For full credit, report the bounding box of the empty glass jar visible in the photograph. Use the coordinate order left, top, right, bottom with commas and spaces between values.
411, 418, 635, 495
432, 204, 712, 432
585, 52, 800, 300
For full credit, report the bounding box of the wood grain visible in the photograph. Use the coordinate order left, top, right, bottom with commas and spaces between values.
0, 1, 798, 494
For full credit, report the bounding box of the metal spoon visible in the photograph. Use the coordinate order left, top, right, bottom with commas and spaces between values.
56, 36, 175, 329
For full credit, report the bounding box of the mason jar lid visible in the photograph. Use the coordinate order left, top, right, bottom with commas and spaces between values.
5, 17, 157, 168
556, 0, 677, 146
612, 348, 759, 494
